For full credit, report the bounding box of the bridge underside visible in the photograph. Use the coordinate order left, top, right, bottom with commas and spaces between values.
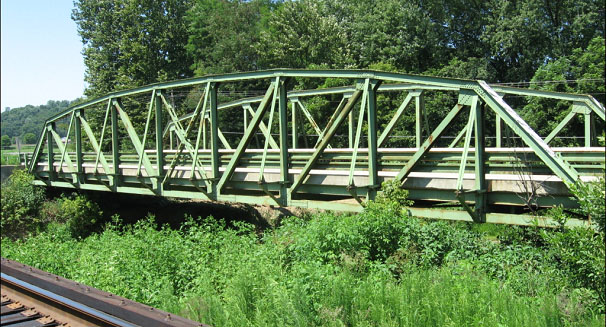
28, 69, 606, 227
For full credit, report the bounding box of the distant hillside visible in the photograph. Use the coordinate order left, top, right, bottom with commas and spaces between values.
1, 100, 77, 141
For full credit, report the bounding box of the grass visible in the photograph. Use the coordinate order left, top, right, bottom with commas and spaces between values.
0, 144, 35, 166
2, 210, 604, 326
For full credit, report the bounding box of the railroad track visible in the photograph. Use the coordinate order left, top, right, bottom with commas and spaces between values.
1, 258, 207, 327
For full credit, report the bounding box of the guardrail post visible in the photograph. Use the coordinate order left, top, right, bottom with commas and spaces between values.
75, 109, 84, 184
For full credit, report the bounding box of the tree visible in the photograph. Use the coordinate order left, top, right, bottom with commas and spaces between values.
256, 0, 350, 69
186, 0, 275, 75
1, 135, 12, 147
520, 36, 606, 141
72, 0, 193, 97
22, 133, 37, 145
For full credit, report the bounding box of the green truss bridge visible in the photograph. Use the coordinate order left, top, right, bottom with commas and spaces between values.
27, 69, 606, 227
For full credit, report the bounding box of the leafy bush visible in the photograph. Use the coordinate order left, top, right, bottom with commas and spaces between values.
6, 213, 604, 326
40, 194, 102, 239
22, 132, 37, 144
570, 178, 606, 233
1, 170, 45, 237
371, 179, 414, 210
542, 227, 606, 310
1, 135, 11, 147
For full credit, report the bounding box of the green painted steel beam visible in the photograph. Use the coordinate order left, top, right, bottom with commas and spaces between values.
378, 93, 414, 147
476, 81, 579, 185
43, 69, 603, 127
113, 99, 156, 179
395, 103, 467, 183
278, 78, 290, 204
245, 105, 279, 149
218, 82, 276, 191
474, 97, 487, 221
367, 80, 381, 200
78, 114, 112, 176
74, 109, 84, 183
291, 90, 363, 193
544, 110, 578, 144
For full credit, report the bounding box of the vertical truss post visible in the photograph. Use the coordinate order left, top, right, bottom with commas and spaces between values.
473, 98, 486, 222
348, 110, 354, 148
210, 83, 220, 194
75, 109, 84, 184
584, 111, 594, 147
291, 98, 298, 149
415, 90, 425, 148
155, 91, 164, 187
202, 116, 207, 150
278, 78, 290, 205
110, 99, 120, 189
47, 123, 55, 181
367, 80, 381, 200
495, 114, 502, 147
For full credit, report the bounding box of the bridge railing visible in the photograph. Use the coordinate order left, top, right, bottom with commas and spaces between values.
29, 69, 606, 227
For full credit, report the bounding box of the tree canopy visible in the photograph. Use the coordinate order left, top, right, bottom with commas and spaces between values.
6, 0, 603, 146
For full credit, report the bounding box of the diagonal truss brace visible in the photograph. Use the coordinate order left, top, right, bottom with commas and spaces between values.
476, 81, 579, 185
291, 89, 363, 194
218, 82, 277, 191
160, 91, 212, 189
112, 99, 156, 181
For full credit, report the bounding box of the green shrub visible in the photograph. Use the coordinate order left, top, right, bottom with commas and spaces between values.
542, 227, 605, 310
371, 179, 414, 210
57, 194, 103, 239
40, 193, 102, 239
570, 178, 606, 233
22, 133, 37, 145
1, 170, 45, 238
1, 135, 11, 147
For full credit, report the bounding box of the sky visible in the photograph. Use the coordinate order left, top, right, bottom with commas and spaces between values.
1, 0, 86, 112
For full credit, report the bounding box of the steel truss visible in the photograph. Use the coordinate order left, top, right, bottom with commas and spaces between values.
29, 69, 606, 227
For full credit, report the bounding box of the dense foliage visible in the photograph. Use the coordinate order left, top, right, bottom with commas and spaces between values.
1, 177, 605, 326
0, 100, 75, 140
66, 0, 606, 147
0, 170, 46, 238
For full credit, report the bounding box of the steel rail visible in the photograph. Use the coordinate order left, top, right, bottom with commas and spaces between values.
1, 273, 137, 327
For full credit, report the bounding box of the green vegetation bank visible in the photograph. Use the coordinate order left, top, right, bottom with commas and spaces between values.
1, 171, 605, 326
